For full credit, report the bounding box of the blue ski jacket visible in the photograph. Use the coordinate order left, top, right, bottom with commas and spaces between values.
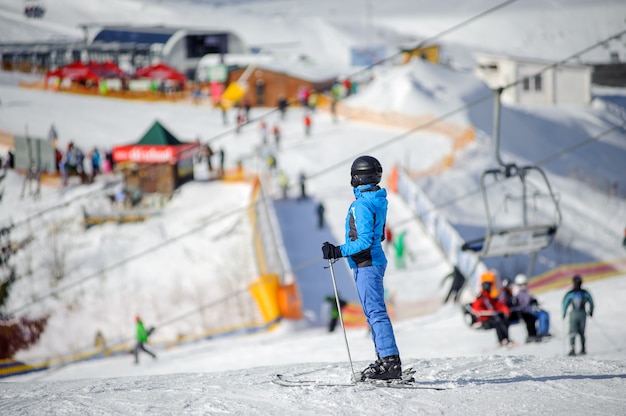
340, 184, 388, 269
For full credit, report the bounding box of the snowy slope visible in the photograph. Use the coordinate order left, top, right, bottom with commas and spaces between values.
0, 1, 625, 415
3, 276, 625, 415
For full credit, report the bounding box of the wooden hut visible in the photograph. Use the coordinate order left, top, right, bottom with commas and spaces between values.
112, 121, 201, 194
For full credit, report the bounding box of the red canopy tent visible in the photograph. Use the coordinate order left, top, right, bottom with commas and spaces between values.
86, 60, 127, 79
45, 61, 100, 87
134, 62, 186, 88
45, 61, 126, 88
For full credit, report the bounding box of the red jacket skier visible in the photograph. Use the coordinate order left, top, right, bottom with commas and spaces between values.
472, 282, 510, 323
472, 281, 512, 346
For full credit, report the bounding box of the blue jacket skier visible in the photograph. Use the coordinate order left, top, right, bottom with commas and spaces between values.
322, 155, 401, 381
562, 275, 594, 356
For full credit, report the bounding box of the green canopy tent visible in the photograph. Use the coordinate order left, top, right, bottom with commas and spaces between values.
112, 120, 201, 194
134, 121, 183, 146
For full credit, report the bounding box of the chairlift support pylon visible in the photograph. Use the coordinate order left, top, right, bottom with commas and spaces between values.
462, 88, 562, 277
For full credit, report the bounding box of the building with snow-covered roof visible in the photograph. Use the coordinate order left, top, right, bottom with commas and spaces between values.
197, 51, 341, 106
87, 25, 247, 78
474, 52, 592, 106
225, 60, 339, 107
0, 25, 247, 78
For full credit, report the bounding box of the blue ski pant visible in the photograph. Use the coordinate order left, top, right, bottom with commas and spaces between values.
533, 309, 550, 336
353, 264, 399, 358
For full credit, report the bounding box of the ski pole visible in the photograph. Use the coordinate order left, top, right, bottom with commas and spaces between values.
561, 316, 566, 356
327, 258, 357, 383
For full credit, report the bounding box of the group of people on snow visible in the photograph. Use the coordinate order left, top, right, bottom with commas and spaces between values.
47, 125, 114, 186
464, 269, 594, 355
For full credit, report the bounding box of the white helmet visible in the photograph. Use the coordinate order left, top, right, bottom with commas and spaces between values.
514, 274, 528, 285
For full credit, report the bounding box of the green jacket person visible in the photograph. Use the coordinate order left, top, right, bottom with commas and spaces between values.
134, 316, 156, 364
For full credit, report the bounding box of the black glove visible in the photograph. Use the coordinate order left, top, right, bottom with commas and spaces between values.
322, 242, 342, 259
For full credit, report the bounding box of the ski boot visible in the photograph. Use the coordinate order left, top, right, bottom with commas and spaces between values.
360, 355, 402, 381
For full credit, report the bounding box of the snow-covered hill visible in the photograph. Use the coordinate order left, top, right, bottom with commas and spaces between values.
0, 1, 625, 414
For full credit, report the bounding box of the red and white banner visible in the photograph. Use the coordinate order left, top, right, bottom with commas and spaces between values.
113, 143, 200, 165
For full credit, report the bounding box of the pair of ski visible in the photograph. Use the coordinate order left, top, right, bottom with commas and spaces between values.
273, 367, 449, 390
276, 260, 449, 391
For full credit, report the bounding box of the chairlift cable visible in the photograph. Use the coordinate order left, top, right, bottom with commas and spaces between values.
534, 121, 626, 167
200, 0, 520, 149
7, 202, 250, 315
345, 0, 520, 80
8, 21, 624, 314
18, 114, 615, 313
387, 121, 624, 230
305, 29, 626, 183
10, 6, 620, 230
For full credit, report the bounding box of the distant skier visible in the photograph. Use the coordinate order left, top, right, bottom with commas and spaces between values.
562, 275, 594, 356
277, 94, 288, 120
278, 170, 289, 199
303, 112, 312, 137
316, 202, 325, 229
325, 294, 347, 332
384, 226, 393, 252
48, 124, 58, 143
272, 124, 281, 148
94, 329, 108, 355
218, 148, 225, 176
258, 120, 268, 144
442, 266, 467, 304
322, 155, 402, 381
134, 316, 156, 364
298, 172, 307, 200
393, 230, 407, 269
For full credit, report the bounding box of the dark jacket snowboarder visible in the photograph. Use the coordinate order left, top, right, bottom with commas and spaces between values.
443, 266, 466, 303
562, 275, 594, 356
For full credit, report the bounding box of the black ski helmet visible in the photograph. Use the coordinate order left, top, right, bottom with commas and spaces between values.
350, 155, 382, 187
573, 275, 582, 289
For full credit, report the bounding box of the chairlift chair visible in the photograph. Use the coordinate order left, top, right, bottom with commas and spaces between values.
461, 88, 562, 278
462, 163, 561, 258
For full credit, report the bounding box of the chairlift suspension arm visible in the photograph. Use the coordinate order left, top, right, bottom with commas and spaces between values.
520, 170, 528, 227
492, 88, 506, 168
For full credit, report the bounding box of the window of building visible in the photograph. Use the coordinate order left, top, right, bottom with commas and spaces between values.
256, 79, 265, 106
185, 34, 227, 58
534, 74, 542, 91
522, 77, 530, 91
94, 29, 172, 45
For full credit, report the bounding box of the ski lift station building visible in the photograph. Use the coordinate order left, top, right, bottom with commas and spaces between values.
86, 25, 247, 78
1, 25, 247, 78
474, 52, 592, 106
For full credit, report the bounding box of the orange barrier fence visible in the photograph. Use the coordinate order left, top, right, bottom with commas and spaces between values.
341, 301, 396, 328
337, 105, 475, 177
